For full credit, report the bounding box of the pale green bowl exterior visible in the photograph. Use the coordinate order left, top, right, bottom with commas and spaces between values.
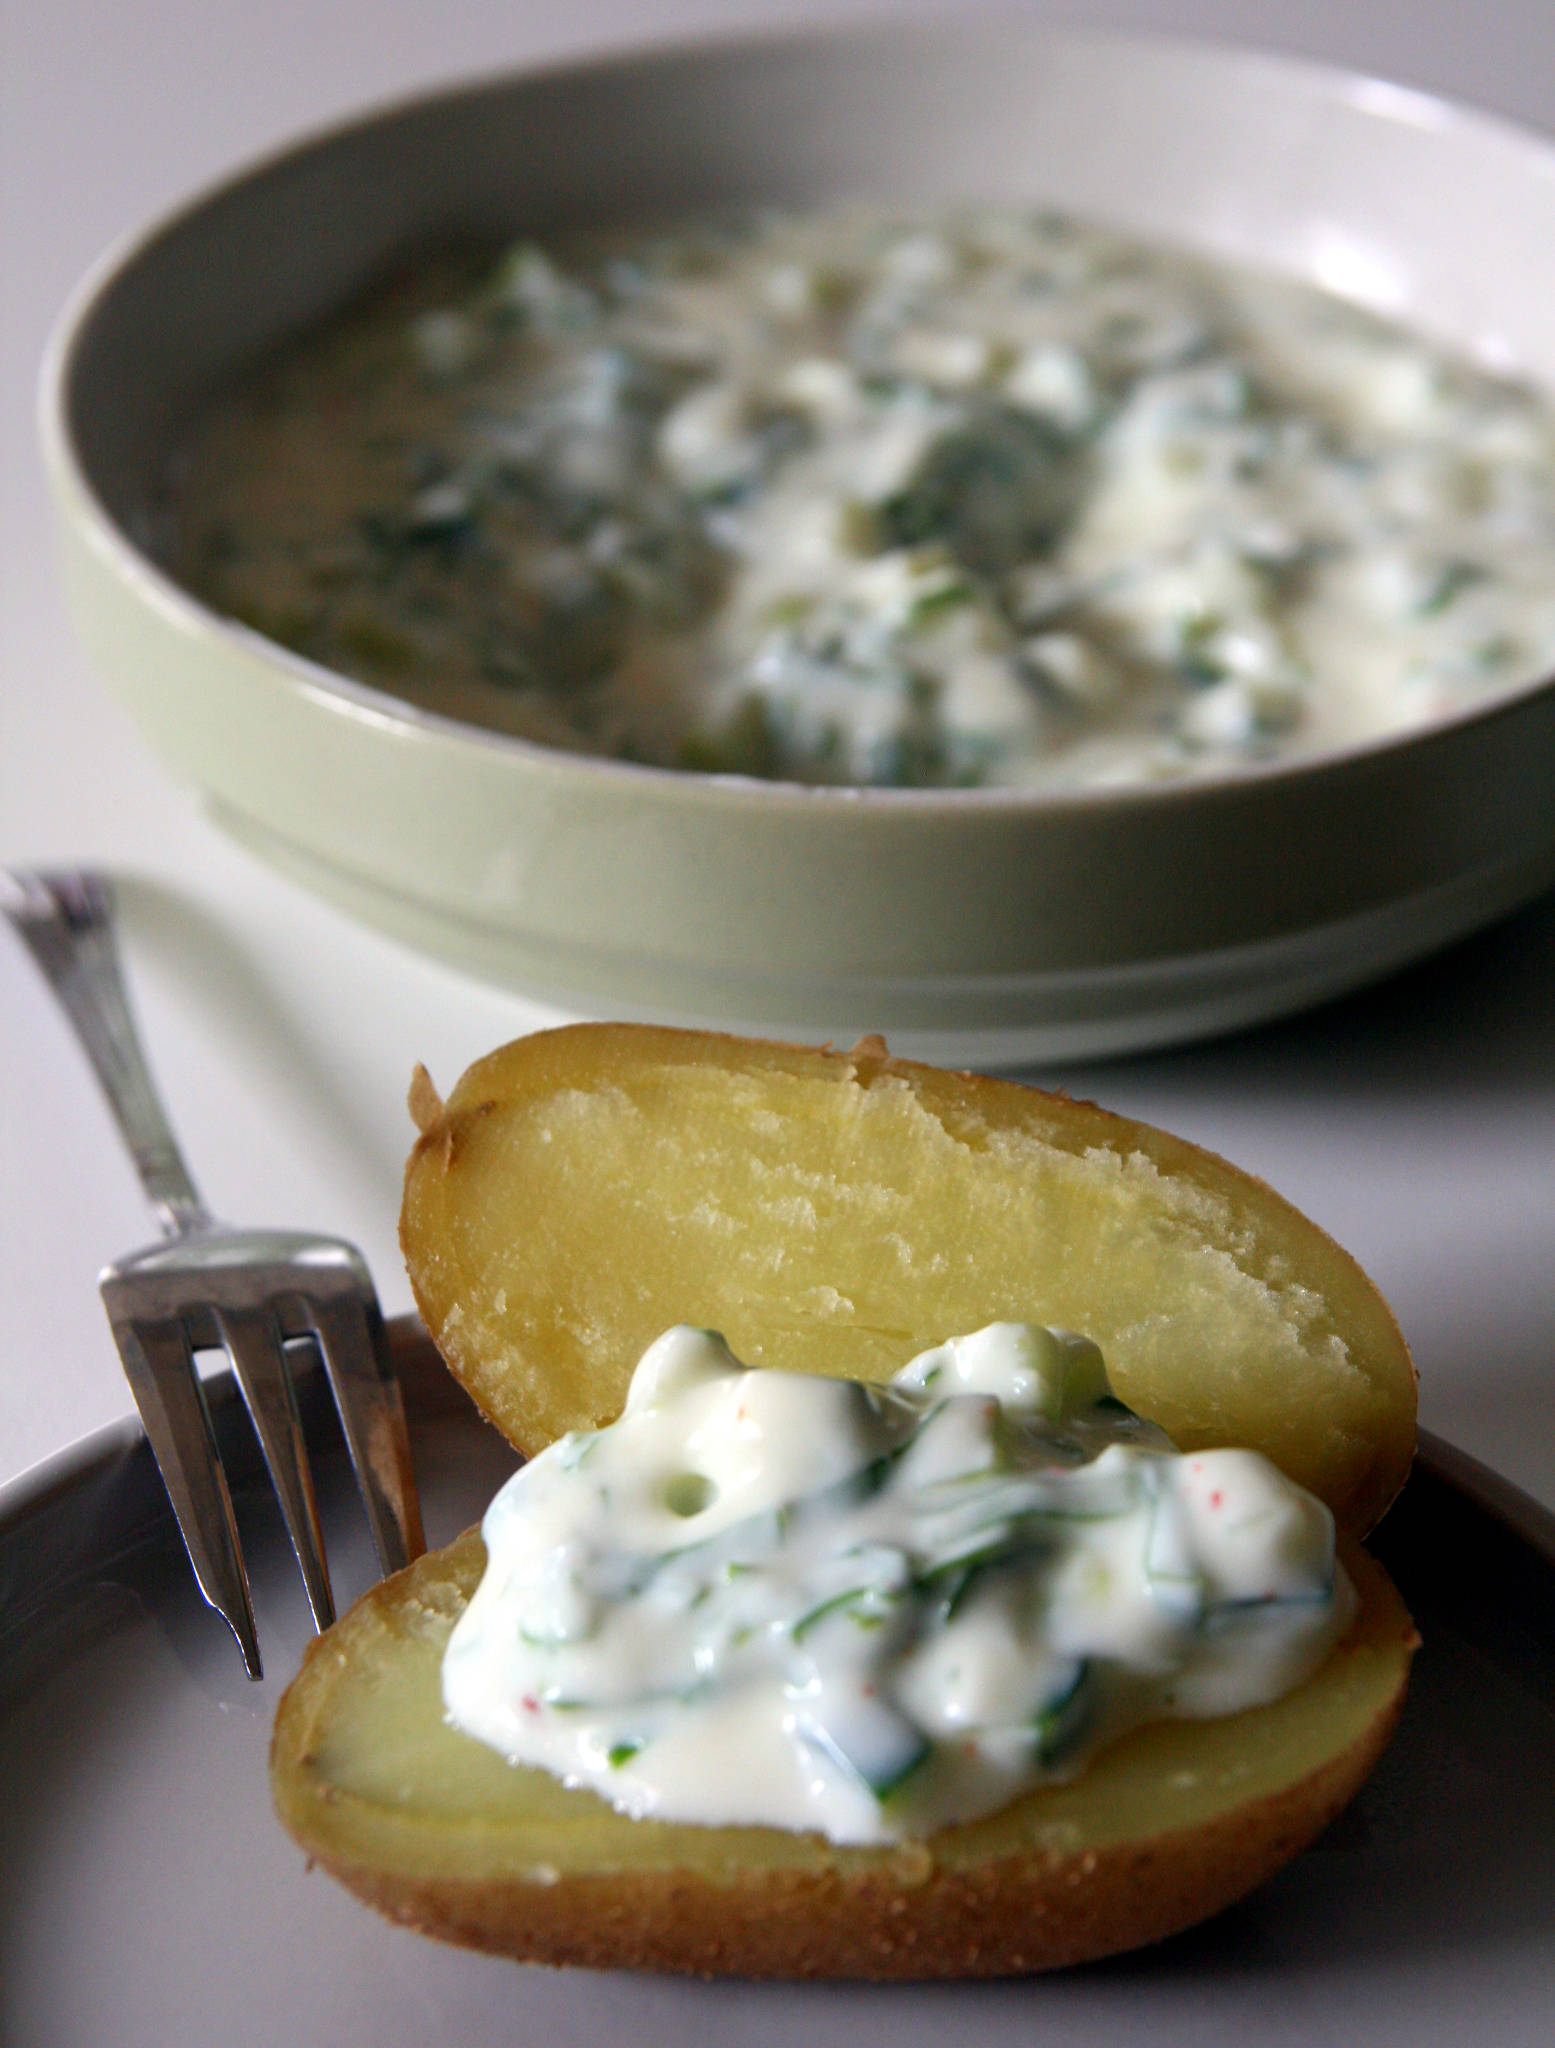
41, 20, 1555, 1062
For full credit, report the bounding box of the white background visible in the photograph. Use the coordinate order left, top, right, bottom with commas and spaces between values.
2, 0, 1553, 1511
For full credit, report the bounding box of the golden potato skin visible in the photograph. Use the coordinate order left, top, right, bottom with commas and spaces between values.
401, 1023, 1415, 1536
272, 1535, 1415, 1979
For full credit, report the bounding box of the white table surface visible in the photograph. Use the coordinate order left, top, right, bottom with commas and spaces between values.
2, 0, 1553, 1520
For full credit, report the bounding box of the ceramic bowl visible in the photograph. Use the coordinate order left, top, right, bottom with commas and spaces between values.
41, 17, 1555, 1064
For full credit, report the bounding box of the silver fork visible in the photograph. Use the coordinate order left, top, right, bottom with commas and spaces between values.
3, 866, 424, 1678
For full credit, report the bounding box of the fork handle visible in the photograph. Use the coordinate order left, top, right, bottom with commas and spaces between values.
3, 868, 210, 1238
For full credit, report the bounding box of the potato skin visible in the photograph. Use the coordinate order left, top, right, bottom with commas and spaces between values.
272, 1539, 1415, 1979
329, 1759, 1387, 1979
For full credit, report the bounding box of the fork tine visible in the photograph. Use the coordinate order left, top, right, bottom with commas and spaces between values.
305, 1288, 426, 1575
214, 1303, 335, 1632
103, 1301, 263, 1679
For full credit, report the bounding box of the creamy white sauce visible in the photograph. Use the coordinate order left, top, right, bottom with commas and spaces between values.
168, 208, 1555, 789
442, 1324, 1354, 1843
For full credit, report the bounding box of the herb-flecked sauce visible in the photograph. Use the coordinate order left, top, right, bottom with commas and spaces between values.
164, 208, 1555, 790
442, 1324, 1354, 1843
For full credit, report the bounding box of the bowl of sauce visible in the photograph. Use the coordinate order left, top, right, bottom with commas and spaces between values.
42, 18, 1555, 1061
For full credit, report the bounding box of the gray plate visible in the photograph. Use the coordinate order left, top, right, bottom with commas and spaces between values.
2, 1321, 1553, 2047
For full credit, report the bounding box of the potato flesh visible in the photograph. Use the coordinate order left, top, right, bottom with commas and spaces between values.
402, 1027, 1415, 1534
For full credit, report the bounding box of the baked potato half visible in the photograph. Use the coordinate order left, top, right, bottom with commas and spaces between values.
272, 1023, 1418, 1977
272, 1530, 1413, 1977
400, 1024, 1414, 1536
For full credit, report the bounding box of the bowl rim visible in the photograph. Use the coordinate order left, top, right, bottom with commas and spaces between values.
38, 8, 1555, 823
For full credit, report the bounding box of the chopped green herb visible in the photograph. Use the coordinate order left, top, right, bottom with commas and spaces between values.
1417, 558, 1486, 616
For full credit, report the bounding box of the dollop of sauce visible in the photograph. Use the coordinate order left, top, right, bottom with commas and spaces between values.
442, 1324, 1355, 1843
165, 208, 1555, 790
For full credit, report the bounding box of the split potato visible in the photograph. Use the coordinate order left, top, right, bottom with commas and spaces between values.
273, 1024, 1418, 1978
